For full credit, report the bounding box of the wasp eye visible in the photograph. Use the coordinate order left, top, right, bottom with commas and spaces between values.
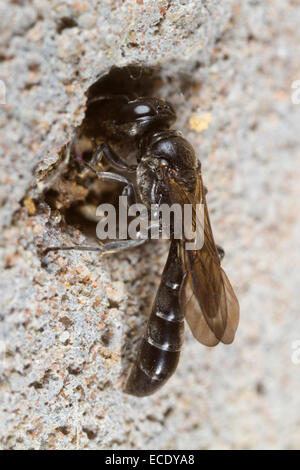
118, 102, 155, 124
134, 104, 152, 115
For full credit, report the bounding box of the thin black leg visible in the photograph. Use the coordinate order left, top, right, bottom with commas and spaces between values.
82, 161, 138, 205
91, 143, 137, 173
45, 238, 147, 255
44, 163, 145, 254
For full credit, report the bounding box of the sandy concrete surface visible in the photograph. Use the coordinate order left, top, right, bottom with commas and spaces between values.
0, 0, 300, 449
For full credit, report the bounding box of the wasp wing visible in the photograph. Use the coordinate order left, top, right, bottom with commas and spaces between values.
166, 170, 239, 346
180, 262, 240, 346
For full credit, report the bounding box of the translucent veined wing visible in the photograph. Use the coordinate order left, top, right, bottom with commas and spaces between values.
165, 168, 239, 346
179, 263, 240, 346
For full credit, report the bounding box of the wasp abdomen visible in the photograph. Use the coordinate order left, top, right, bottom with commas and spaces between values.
125, 241, 185, 397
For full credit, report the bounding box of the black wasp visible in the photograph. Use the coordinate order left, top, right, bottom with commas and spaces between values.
48, 67, 240, 397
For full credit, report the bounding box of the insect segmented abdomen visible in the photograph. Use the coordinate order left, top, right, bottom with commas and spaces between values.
125, 240, 185, 397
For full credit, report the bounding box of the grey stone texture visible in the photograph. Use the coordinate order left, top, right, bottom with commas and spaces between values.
0, 0, 300, 450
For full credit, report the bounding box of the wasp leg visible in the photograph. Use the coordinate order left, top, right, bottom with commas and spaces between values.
91, 143, 137, 173
45, 238, 147, 255
82, 161, 138, 205
45, 167, 146, 254
121, 182, 136, 206
95, 239, 147, 254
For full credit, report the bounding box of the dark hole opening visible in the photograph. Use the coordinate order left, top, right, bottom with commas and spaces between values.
37, 64, 162, 241
56, 17, 78, 34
